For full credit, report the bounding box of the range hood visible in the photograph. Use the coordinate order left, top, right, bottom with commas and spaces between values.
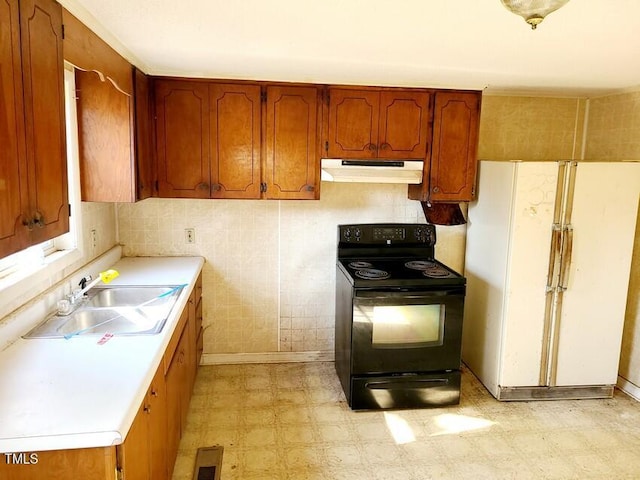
321, 159, 423, 184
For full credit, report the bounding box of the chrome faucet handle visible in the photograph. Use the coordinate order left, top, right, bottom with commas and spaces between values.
78, 275, 92, 290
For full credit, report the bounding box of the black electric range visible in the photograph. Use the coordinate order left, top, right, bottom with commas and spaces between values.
334, 223, 466, 410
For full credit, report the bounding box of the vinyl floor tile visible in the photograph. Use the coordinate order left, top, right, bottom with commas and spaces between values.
171, 362, 640, 480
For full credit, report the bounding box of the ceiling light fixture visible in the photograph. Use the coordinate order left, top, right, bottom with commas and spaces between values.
501, 0, 570, 29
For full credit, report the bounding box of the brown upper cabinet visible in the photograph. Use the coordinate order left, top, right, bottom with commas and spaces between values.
0, 0, 68, 259
409, 91, 481, 202
209, 83, 261, 198
326, 87, 432, 160
155, 80, 321, 200
64, 10, 154, 203
155, 80, 211, 198
264, 85, 320, 200
74, 67, 154, 202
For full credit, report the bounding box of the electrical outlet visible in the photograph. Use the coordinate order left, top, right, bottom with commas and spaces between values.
91, 229, 97, 250
185, 228, 195, 244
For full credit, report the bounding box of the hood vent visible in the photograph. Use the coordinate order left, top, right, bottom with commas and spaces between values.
321, 159, 423, 184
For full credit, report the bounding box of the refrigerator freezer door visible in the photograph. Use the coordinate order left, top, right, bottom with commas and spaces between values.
554, 162, 640, 386
463, 161, 558, 394
499, 162, 559, 388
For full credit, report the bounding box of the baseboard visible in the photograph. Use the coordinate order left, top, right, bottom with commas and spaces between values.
617, 375, 640, 401
200, 351, 334, 365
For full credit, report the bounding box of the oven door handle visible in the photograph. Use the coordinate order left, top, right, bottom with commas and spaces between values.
366, 379, 449, 390
355, 289, 463, 299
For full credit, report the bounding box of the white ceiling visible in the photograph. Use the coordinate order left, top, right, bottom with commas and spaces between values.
60, 0, 640, 96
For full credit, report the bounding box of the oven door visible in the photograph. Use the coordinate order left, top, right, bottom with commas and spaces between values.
351, 287, 464, 375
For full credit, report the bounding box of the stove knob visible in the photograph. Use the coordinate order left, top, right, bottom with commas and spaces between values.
344, 229, 352, 241
354, 228, 361, 240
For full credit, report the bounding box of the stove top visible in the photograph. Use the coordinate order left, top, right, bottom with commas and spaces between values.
336, 223, 465, 288
339, 257, 465, 288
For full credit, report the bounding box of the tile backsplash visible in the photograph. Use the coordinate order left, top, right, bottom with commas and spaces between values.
117, 183, 466, 355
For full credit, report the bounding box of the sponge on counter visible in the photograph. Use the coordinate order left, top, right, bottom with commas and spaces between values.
99, 269, 119, 284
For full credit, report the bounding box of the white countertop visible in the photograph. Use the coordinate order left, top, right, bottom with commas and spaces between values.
0, 256, 204, 453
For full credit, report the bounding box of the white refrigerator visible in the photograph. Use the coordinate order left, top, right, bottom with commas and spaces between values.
463, 160, 640, 400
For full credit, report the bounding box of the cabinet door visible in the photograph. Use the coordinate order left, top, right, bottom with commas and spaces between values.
148, 364, 168, 480
265, 86, 319, 200
209, 83, 261, 199
118, 401, 150, 480
0, 447, 117, 480
0, 0, 29, 258
20, 0, 69, 244
378, 91, 431, 160
165, 343, 183, 478
179, 320, 193, 430
155, 80, 210, 198
429, 91, 481, 202
134, 68, 154, 200
327, 88, 379, 159
76, 69, 135, 202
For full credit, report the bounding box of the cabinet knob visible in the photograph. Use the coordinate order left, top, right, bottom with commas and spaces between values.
143, 404, 151, 414
33, 211, 45, 228
380, 142, 390, 150
197, 182, 209, 191
432, 186, 440, 193
305, 185, 315, 192
367, 143, 377, 151
151, 388, 158, 397
22, 216, 35, 230
211, 183, 222, 192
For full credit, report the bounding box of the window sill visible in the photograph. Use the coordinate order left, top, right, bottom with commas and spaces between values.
0, 247, 85, 323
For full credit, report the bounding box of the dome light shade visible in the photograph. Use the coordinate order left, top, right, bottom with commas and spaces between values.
501, 0, 570, 29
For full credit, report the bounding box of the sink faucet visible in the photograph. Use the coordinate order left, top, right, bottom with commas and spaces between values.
57, 269, 120, 315
68, 275, 94, 305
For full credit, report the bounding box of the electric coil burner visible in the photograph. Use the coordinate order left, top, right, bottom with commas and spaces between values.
335, 223, 466, 410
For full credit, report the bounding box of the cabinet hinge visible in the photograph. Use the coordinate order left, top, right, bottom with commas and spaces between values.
116, 467, 124, 480
471, 185, 476, 197
324, 140, 329, 153
260, 182, 267, 193
261, 91, 267, 102
61, 24, 65, 40
68, 204, 71, 217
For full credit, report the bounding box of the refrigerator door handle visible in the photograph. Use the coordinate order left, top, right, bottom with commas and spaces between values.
545, 225, 563, 292
540, 223, 562, 385
558, 225, 574, 291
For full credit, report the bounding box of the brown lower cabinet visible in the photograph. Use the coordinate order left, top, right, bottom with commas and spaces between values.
0, 273, 203, 480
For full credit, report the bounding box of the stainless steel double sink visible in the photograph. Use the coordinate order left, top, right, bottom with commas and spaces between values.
24, 285, 185, 338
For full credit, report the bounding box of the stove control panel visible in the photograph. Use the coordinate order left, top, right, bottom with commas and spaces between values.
373, 226, 405, 241
339, 223, 436, 246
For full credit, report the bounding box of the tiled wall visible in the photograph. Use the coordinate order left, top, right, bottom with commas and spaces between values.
117, 183, 468, 355
585, 89, 640, 392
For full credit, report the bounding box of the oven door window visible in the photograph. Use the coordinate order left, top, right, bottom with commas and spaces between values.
350, 288, 464, 375
358, 304, 445, 348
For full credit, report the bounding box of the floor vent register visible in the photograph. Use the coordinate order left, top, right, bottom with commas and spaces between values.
192, 446, 224, 480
